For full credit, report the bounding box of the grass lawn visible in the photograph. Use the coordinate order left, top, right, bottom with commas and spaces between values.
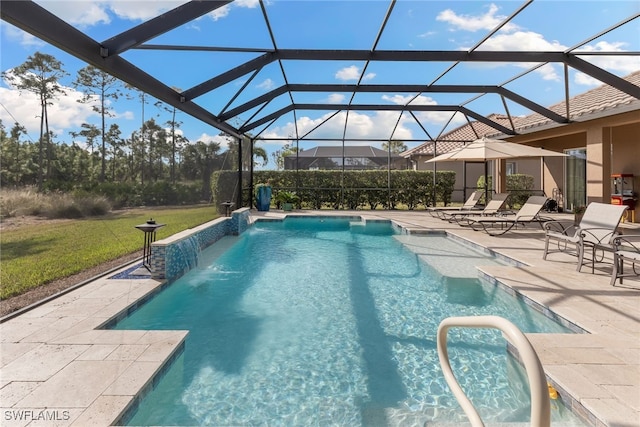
0, 205, 219, 299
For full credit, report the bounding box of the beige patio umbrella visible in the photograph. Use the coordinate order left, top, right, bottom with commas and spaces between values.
426, 137, 567, 203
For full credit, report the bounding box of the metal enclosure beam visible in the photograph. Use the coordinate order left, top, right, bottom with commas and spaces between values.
0, 0, 241, 138
220, 84, 568, 124
101, 1, 233, 56
241, 104, 515, 135
2, 0, 637, 144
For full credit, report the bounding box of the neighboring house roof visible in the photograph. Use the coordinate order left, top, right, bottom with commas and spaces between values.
286, 146, 402, 158
403, 71, 640, 158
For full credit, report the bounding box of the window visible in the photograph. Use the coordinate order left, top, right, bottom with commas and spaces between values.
564, 148, 587, 212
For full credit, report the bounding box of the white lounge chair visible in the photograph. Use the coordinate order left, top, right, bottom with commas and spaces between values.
543, 202, 628, 272
467, 196, 550, 236
610, 235, 640, 287
427, 191, 483, 219
447, 193, 511, 224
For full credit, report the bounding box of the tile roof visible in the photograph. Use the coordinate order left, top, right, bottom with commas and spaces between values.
403, 71, 640, 158
403, 114, 512, 156
500, 70, 640, 134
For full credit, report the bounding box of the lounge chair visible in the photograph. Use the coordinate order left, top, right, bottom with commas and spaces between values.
427, 191, 483, 218
610, 235, 640, 287
543, 202, 628, 272
446, 193, 511, 224
466, 196, 550, 236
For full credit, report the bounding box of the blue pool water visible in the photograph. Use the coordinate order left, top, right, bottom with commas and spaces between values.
114, 217, 584, 426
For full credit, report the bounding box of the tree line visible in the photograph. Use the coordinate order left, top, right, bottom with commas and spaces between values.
1, 52, 267, 200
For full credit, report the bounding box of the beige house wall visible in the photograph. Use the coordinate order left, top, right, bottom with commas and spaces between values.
506, 110, 639, 222
406, 110, 638, 216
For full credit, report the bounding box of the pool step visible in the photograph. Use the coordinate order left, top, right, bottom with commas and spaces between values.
424, 424, 581, 427
349, 220, 367, 229
384, 405, 582, 427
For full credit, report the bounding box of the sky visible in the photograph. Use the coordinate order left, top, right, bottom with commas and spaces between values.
0, 0, 638, 169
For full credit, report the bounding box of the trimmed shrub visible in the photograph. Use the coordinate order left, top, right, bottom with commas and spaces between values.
211, 170, 456, 210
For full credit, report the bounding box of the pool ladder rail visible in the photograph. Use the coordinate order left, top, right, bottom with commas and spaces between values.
437, 315, 551, 427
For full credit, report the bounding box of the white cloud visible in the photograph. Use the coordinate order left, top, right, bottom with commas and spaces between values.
103, 1, 185, 21
436, 3, 518, 33
209, 4, 231, 21
234, 0, 260, 8
208, 0, 260, 21
574, 73, 601, 87
256, 78, 275, 91
382, 94, 437, 106
193, 132, 234, 149
0, 85, 97, 137
34, 0, 251, 25
381, 94, 467, 127
536, 63, 560, 81
436, 3, 637, 85
418, 31, 436, 38
0, 71, 133, 139
573, 41, 640, 85
326, 93, 345, 103
335, 66, 360, 81
335, 65, 376, 82
469, 32, 566, 81
479, 31, 565, 52
41, 1, 111, 26
1, 24, 46, 48
260, 110, 404, 141
258, 99, 470, 145
34, 0, 175, 24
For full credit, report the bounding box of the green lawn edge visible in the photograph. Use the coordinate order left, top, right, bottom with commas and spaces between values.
0, 205, 219, 299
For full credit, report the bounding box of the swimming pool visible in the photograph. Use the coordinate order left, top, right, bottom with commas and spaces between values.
113, 216, 584, 426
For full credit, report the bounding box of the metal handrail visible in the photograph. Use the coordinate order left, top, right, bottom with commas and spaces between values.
437, 315, 551, 427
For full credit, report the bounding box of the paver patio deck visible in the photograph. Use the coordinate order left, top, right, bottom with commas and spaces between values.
1, 210, 638, 426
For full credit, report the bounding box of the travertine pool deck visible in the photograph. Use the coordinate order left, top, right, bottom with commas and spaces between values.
1, 210, 638, 426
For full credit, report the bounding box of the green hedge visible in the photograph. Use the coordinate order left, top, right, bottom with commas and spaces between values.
211, 170, 456, 211
477, 174, 535, 207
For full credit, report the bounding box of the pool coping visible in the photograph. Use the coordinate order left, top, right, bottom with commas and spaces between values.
0, 210, 637, 426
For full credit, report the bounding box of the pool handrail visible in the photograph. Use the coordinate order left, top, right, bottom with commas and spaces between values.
437, 315, 551, 427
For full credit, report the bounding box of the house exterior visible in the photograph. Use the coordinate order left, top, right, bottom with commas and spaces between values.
284, 146, 406, 170
402, 114, 519, 203
402, 71, 640, 221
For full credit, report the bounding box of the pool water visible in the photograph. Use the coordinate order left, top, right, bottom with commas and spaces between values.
114, 217, 584, 426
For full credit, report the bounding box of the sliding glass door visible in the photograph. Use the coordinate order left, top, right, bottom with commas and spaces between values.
564, 148, 587, 212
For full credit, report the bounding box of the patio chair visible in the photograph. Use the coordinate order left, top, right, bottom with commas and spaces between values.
610, 235, 640, 287
446, 193, 511, 224
427, 191, 483, 218
466, 196, 550, 236
543, 202, 628, 272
